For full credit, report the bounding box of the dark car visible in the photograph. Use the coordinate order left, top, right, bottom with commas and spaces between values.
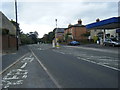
103, 38, 120, 47
68, 41, 80, 46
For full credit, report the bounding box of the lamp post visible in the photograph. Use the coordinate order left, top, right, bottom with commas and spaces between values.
15, 0, 19, 50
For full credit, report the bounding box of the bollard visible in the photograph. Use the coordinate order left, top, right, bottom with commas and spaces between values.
52, 40, 55, 48
56, 42, 60, 48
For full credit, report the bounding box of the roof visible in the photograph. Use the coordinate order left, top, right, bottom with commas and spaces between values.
73, 24, 85, 27
55, 28, 66, 33
0, 11, 16, 35
86, 17, 120, 29
64, 24, 85, 30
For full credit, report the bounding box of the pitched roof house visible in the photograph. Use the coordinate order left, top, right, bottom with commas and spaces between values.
0, 11, 17, 52
64, 19, 87, 42
54, 28, 66, 41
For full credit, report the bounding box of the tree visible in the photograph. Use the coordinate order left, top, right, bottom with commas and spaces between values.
40, 31, 55, 43
28, 31, 39, 44
47, 32, 55, 43
19, 31, 39, 45
64, 33, 72, 42
20, 33, 33, 44
10, 19, 21, 33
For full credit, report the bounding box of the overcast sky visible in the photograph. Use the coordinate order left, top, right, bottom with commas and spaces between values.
1, 0, 119, 38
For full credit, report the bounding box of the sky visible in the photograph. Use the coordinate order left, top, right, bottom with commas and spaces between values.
1, 0, 119, 38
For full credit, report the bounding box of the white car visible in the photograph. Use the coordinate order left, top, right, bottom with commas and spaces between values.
103, 38, 120, 47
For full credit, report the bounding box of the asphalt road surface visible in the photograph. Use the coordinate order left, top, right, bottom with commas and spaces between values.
1, 44, 119, 88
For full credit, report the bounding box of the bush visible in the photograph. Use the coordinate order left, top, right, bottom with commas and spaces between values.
93, 36, 98, 43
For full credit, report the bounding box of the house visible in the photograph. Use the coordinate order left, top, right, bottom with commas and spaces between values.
86, 17, 120, 44
0, 11, 17, 52
64, 19, 88, 42
54, 28, 66, 42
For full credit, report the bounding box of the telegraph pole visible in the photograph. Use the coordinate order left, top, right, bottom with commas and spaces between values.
55, 19, 57, 28
15, 0, 19, 50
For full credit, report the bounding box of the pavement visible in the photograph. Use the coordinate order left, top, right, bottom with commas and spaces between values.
80, 43, 119, 51
1, 44, 120, 88
2, 45, 30, 71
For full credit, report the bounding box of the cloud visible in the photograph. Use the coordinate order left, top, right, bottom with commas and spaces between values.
1, 2, 15, 20
1, 1, 118, 38
20, 22, 54, 38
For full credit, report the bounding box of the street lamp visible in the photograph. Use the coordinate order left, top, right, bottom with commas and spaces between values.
55, 19, 57, 28
15, 0, 19, 50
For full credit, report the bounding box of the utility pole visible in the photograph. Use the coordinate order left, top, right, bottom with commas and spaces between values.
55, 19, 59, 48
55, 19, 57, 28
15, 0, 19, 50
55, 19, 57, 39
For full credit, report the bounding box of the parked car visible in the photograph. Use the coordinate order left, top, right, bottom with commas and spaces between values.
103, 38, 120, 47
68, 41, 80, 46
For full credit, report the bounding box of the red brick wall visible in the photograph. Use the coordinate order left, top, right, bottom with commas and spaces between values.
64, 26, 87, 42
72, 27, 87, 41
2, 35, 9, 50
1, 35, 16, 51
0, 35, 2, 51
9, 36, 17, 48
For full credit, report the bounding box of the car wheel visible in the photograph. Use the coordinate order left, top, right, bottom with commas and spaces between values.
103, 43, 106, 46
112, 44, 115, 47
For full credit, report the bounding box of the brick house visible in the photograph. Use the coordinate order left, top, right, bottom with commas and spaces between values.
0, 11, 17, 52
64, 19, 87, 42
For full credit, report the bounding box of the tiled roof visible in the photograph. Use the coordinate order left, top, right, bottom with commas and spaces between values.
55, 28, 66, 33
0, 11, 16, 35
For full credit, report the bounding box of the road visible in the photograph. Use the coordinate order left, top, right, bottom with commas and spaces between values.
1, 44, 119, 88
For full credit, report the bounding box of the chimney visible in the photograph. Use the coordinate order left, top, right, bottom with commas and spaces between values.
68, 23, 72, 27
96, 18, 100, 22
78, 19, 82, 24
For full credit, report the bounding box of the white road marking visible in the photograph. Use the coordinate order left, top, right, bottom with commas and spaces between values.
0, 53, 29, 75
22, 75, 27, 79
3, 75, 19, 80
31, 49, 61, 88
52, 50, 65, 55
2, 69, 28, 88
11, 53, 16, 55
53, 48, 119, 71
65, 46, 118, 54
20, 63, 27, 69
77, 57, 120, 71
21, 57, 34, 63
2, 53, 35, 88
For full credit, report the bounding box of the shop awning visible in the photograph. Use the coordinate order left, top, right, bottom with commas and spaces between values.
86, 17, 120, 29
